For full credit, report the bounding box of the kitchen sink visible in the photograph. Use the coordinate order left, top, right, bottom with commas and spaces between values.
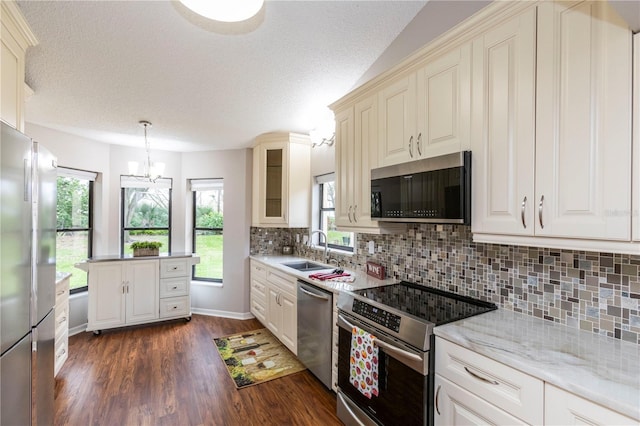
282, 261, 330, 272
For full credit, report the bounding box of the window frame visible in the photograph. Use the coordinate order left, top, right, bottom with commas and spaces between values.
120, 181, 173, 256
56, 168, 95, 294
319, 180, 354, 253
191, 188, 223, 283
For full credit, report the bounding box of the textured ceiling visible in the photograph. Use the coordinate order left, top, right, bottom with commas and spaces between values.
17, 0, 427, 152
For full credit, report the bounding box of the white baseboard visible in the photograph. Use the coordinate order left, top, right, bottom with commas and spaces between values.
191, 308, 254, 320
69, 323, 87, 336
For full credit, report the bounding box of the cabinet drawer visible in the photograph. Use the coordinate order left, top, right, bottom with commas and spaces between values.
159, 277, 189, 298
54, 331, 68, 377
435, 337, 543, 425
55, 279, 70, 305
251, 278, 266, 302
54, 303, 69, 338
159, 296, 190, 318
250, 260, 267, 281
160, 259, 189, 278
266, 269, 296, 294
251, 298, 267, 324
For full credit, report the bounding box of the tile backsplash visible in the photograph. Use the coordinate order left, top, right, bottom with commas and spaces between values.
250, 225, 640, 345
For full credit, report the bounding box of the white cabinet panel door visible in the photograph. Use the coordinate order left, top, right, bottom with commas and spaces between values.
124, 260, 159, 324
535, 1, 631, 240
471, 8, 537, 235
378, 74, 416, 166
88, 262, 126, 330
334, 107, 354, 228
434, 375, 527, 426
280, 292, 297, 355
416, 44, 471, 158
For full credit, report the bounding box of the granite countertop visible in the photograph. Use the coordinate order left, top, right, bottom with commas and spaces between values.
434, 309, 640, 421
249, 255, 397, 293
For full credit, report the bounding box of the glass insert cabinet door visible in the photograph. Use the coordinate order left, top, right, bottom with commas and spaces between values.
265, 148, 283, 218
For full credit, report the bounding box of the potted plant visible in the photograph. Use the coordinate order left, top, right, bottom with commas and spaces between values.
130, 241, 162, 257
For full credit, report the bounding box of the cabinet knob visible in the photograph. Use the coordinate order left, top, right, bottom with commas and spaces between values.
172, 286, 178, 290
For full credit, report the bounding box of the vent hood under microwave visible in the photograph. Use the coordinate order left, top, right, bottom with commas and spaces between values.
370, 151, 471, 224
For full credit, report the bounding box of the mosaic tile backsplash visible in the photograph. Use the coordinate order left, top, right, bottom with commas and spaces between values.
250, 225, 640, 345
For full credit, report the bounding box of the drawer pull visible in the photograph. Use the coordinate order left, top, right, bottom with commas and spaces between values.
464, 366, 499, 385
435, 384, 441, 415
56, 349, 66, 359
57, 290, 66, 296
172, 286, 178, 290
172, 266, 178, 270
58, 317, 67, 325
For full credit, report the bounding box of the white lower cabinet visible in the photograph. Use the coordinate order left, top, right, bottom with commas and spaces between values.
435, 337, 543, 425
85, 257, 197, 333
54, 274, 70, 376
545, 384, 638, 426
249, 260, 297, 355
435, 375, 527, 425
250, 260, 268, 324
435, 337, 637, 426
266, 268, 297, 354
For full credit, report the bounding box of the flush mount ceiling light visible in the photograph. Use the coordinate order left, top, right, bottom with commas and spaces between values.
128, 121, 165, 182
178, 0, 265, 22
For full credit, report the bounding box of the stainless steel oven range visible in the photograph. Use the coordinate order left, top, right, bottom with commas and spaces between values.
336, 282, 496, 426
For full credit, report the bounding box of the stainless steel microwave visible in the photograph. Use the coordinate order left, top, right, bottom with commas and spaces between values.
370, 151, 471, 224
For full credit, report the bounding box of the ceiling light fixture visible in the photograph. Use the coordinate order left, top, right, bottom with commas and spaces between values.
178, 0, 264, 23
128, 121, 165, 181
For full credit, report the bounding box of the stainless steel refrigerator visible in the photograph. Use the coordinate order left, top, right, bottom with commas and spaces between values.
0, 121, 56, 425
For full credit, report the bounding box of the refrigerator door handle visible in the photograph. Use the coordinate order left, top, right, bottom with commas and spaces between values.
24, 158, 31, 202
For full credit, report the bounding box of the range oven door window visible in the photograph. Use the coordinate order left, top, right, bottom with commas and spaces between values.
337, 322, 428, 426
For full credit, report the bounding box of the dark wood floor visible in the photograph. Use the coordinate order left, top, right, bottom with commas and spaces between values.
54, 315, 342, 426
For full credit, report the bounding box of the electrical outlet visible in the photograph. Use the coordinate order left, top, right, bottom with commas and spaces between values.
368, 240, 375, 254
296, 234, 300, 243
303, 235, 309, 244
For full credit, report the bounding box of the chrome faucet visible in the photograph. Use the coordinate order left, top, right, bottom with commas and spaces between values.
310, 229, 329, 263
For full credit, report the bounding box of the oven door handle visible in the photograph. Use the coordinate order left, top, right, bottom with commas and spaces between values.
339, 315, 422, 364
372, 338, 423, 363
337, 392, 367, 426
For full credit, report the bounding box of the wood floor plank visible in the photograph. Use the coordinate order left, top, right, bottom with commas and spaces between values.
54, 315, 342, 426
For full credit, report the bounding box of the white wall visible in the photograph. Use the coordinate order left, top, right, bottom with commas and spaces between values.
355, 0, 490, 88
182, 149, 253, 319
26, 123, 255, 328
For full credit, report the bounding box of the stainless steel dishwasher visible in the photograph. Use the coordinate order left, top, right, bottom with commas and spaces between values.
297, 280, 333, 389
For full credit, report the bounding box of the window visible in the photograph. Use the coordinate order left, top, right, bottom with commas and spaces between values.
317, 175, 354, 252
121, 176, 172, 255
190, 179, 223, 282
56, 167, 96, 292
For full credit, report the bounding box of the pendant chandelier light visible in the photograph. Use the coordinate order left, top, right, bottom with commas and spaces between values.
128, 121, 165, 181
178, 0, 265, 23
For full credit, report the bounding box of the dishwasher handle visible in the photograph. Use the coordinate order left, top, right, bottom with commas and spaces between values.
298, 282, 331, 301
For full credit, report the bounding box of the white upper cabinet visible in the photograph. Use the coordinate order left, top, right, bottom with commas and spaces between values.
334, 106, 355, 228
634, 33, 640, 241
378, 73, 416, 166
471, 7, 537, 236
378, 43, 471, 167
334, 95, 404, 233
473, 1, 632, 244
535, 0, 631, 240
252, 132, 311, 228
415, 45, 471, 159
1, 1, 37, 131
